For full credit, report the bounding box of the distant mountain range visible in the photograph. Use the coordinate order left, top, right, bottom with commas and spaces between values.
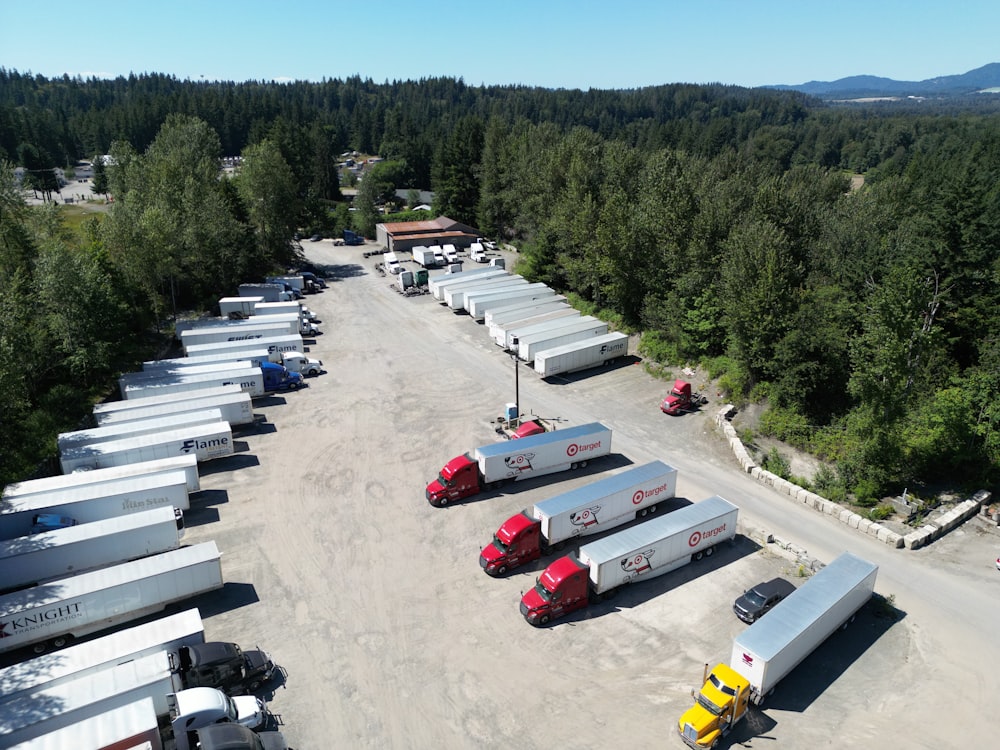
767, 63, 1000, 99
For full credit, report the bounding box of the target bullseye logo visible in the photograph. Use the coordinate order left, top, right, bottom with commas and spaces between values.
566, 444, 579, 457
688, 531, 702, 547
632, 489, 644, 505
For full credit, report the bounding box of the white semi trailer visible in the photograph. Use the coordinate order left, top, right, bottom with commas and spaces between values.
142, 348, 276, 371
0, 470, 190, 540
534, 332, 630, 377
121, 368, 264, 400
58, 408, 225, 451
0, 506, 184, 592
94, 390, 254, 428
428, 267, 505, 299
0, 608, 204, 702
2, 455, 200, 498
184, 334, 303, 358
0, 540, 223, 655
59, 421, 234, 473
465, 283, 555, 320
516, 316, 609, 362
5, 697, 162, 750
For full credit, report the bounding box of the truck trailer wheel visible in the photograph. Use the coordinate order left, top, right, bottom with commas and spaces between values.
51, 635, 71, 649
496, 565, 507, 576
539, 614, 550, 625
704, 545, 714, 557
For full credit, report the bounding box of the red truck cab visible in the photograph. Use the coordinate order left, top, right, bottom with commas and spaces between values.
660, 379, 697, 415
425, 453, 481, 506
519, 555, 591, 626
479, 511, 542, 576
511, 420, 546, 439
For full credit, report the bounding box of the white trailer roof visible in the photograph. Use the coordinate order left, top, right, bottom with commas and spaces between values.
476, 422, 609, 459
580, 495, 737, 564
536, 461, 676, 518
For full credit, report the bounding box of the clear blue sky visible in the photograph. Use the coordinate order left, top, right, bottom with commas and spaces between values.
2, 0, 997, 89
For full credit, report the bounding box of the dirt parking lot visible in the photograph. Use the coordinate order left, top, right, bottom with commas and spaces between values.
181, 241, 1000, 749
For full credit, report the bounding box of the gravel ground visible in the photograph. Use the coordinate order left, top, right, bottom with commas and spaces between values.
176, 239, 999, 749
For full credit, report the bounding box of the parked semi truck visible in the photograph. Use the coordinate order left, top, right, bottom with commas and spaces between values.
520, 495, 738, 625
493, 307, 582, 349
59, 408, 225, 451
445, 276, 526, 310
412, 246, 440, 268
678, 552, 879, 749
143, 348, 276, 371
0, 470, 190, 539
426, 422, 612, 506
484, 296, 569, 333
238, 283, 293, 302
0, 651, 265, 747
534, 332, 631, 377
0, 608, 204, 702
0, 506, 184, 592
59, 421, 234, 473
3, 454, 200, 498
0, 541, 223, 655
121, 363, 302, 400
95, 390, 254, 428
219, 296, 262, 318
516, 316, 609, 362
428, 267, 505, 299
660, 379, 709, 415
184, 333, 304, 359
480, 461, 678, 575
465, 283, 556, 320
5, 697, 162, 750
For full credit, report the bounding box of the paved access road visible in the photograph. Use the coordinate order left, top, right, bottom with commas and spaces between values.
186, 241, 999, 749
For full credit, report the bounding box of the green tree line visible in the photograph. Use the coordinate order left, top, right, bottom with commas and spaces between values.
1, 70, 998, 500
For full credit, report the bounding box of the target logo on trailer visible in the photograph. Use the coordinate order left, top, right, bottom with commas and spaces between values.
504, 453, 535, 474
689, 522, 728, 547
620, 549, 656, 575
566, 439, 603, 457
570, 505, 602, 528
566, 443, 579, 457
689, 531, 702, 547
632, 489, 645, 505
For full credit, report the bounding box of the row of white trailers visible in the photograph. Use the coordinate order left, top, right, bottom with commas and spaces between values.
0, 304, 301, 744
426, 267, 630, 377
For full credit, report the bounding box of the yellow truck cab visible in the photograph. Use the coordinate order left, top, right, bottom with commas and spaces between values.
678, 663, 752, 749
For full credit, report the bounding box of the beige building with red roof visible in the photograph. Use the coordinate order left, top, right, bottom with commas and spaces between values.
376, 216, 481, 252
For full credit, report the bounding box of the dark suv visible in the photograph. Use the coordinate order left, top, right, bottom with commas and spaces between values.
733, 577, 796, 623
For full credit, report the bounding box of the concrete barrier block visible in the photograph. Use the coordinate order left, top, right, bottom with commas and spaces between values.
848, 513, 862, 529
839, 509, 853, 524
858, 518, 873, 534
750, 467, 762, 481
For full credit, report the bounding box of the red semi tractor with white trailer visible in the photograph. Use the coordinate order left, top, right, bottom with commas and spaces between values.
425, 423, 612, 506
479, 460, 678, 575
520, 495, 738, 625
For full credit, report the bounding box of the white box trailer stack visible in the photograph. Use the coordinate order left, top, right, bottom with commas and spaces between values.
0, 506, 184, 592
184, 333, 303, 359
58, 408, 225, 451
0, 540, 223, 655
534, 332, 630, 377
5, 697, 160, 750
465, 283, 556, 319
95, 390, 254, 428
2, 455, 200, 498
59, 421, 234, 473
219, 295, 262, 317
120, 361, 258, 396
437, 271, 513, 304
142, 348, 275, 371
121, 368, 264, 400
732, 551, 879, 701
179, 322, 291, 351
493, 307, 582, 348
483, 296, 568, 330
516, 316, 609, 362
0, 470, 190, 540
445, 276, 525, 310
429, 267, 506, 299
94, 384, 241, 419
581, 495, 739, 595
0, 609, 204, 701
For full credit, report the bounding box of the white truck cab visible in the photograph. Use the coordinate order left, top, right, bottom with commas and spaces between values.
280, 351, 323, 377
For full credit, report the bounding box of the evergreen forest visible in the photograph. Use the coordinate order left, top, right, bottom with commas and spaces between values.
1, 69, 998, 506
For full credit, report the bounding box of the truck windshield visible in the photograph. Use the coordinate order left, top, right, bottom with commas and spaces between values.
532, 579, 553, 602
223, 694, 239, 722
437, 472, 452, 487
745, 589, 767, 607
696, 692, 725, 716
492, 535, 509, 553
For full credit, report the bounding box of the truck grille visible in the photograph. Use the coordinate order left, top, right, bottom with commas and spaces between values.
519, 601, 529, 617
478, 556, 488, 569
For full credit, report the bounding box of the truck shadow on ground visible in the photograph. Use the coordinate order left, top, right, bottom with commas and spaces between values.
199, 453, 261, 475
237, 420, 276, 437
254, 395, 287, 408
447, 453, 636, 507
541, 534, 761, 625
540, 355, 644, 385
323, 262, 366, 280
184, 489, 228, 526
186, 581, 260, 617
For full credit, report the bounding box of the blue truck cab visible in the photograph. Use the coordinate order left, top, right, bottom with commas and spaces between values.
261, 361, 304, 391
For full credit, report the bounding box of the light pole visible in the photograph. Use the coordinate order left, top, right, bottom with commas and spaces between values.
510, 336, 520, 427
